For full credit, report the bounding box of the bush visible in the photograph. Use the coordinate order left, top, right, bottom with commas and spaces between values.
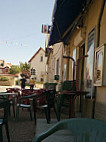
25, 83, 30, 86
15, 80, 19, 85
0, 77, 9, 81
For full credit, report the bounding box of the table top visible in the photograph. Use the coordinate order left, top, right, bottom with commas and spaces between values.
0, 92, 18, 96
59, 90, 89, 95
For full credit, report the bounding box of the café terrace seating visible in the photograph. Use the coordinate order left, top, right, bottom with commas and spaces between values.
38, 89, 58, 123
5, 83, 58, 124
56, 80, 76, 120
15, 89, 36, 121
32, 118, 106, 142
14, 88, 49, 122
6, 88, 21, 117
56, 55, 89, 120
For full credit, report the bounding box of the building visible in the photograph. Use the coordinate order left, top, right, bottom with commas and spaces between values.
46, 42, 64, 90
46, 0, 106, 120
28, 47, 47, 82
0, 59, 12, 74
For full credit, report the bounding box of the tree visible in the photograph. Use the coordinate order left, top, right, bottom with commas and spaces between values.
19, 62, 30, 78
19, 62, 30, 71
8, 65, 20, 74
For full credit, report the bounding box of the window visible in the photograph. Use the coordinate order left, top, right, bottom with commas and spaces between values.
86, 28, 95, 98
40, 56, 43, 62
0, 63, 3, 66
41, 78, 43, 82
56, 59, 59, 75
72, 48, 76, 80
31, 68, 35, 75
96, 52, 102, 81
63, 64, 67, 81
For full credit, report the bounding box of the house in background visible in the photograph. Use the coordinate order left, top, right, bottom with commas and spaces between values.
28, 47, 47, 83
0, 59, 12, 74
0, 59, 17, 86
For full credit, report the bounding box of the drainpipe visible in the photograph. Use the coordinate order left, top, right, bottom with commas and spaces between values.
96, 0, 105, 47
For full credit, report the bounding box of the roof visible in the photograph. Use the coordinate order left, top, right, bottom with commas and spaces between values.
7, 63, 12, 67
28, 47, 45, 63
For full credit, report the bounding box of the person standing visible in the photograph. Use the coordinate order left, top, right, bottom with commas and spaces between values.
29, 78, 35, 91
20, 76, 26, 89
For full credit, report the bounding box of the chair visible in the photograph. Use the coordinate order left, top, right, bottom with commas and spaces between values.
6, 88, 21, 118
43, 83, 57, 90
39, 89, 58, 123
0, 91, 16, 118
0, 98, 10, 142
32, 118, 106, 142
57, 80, 76, 120
15, 93, 36, 121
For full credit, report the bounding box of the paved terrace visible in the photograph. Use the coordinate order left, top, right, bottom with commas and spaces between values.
2, 105, 72, 142
0, 86, 76, 142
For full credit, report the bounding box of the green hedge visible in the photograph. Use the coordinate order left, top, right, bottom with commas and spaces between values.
0, 77, 9, 81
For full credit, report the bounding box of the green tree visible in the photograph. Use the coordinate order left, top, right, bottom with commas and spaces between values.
19, 62, 30, 71
19, 62, 30, 78
8, 65, 20, 74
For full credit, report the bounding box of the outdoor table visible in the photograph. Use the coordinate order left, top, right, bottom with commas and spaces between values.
57, 90, 89, 120
0, 92, 19, 117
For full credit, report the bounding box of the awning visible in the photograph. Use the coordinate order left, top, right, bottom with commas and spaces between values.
48, 0, 86, 46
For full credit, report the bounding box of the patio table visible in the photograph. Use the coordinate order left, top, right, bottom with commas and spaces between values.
0, 92, 19, 117
57, 90, 89, 120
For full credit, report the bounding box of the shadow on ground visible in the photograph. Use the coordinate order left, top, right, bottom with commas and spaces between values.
2, 104, 72, 142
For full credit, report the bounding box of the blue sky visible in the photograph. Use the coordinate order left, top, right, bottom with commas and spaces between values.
0, 0, 55, 65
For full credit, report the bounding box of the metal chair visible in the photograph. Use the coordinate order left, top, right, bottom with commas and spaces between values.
0, 98, 10, 142
32, 118, 106, 142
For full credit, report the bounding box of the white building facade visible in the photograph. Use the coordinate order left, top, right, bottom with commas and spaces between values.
28, 47, 47, 83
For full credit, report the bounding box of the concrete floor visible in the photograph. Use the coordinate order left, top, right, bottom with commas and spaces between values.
2, 107, 73, 142
36, 119, 74, 142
